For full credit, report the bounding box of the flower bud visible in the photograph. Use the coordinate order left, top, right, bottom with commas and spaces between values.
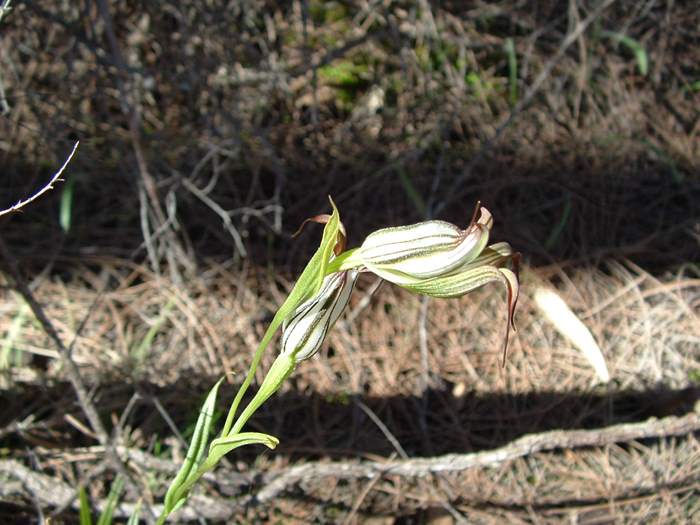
358, 207, 493, 284
280, 270, 357, 362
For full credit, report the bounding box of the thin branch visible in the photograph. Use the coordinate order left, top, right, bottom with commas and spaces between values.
181, 177, 247, 257
356, 400, 408, 459
4, 412, 698, 519
0, 235, 108, 445
0, 141, 79, 217
256, 411, 700, 502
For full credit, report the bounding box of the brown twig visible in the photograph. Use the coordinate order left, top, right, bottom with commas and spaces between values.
0, 141, 78, 217
3, 412, 698, 520
0, 460, 243, 522
95, 0, 192, 281
255, 411, 700, 502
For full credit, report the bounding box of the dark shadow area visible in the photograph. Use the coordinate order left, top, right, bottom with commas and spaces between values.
3, 151, 699, 278
1, 377, 698, 460
2, 0, 699, 280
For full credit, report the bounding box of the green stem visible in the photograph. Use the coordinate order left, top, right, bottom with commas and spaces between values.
165, 354, 296, 516
230, 353, 295, 436
220, 251, 360, 438
220, 312, 283, 438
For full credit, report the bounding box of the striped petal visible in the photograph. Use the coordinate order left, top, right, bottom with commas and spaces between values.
281, 270, 357, 362
358, 207, 493, 282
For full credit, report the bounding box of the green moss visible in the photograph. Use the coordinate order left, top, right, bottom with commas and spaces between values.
309, 1, 349, 25
689, 369, 700, 385
318, 61, 369, 88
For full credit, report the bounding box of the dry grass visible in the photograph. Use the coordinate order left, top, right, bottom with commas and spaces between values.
1, 255, 698, 522
1, 0, 699, 523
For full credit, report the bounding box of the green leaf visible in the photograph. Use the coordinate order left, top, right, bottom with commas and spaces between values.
78, 486, 93, 525
163, 378, 224, 513
544, 196, 572, 250
220, 198, 342, 437
126, 500, 142, 525
504, 38, 518, 106
96, 475, 124, 525
59, 178, 76, 233
397, 169, 427, 216
133, 298, 175, 362
602, 31, 648, 76
208, 432, 279, 465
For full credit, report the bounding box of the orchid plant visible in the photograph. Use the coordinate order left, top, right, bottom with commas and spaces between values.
157, 199, 519, 523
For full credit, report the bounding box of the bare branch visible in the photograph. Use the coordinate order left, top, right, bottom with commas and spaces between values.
0, 460, 241, 522
0, 141, 79, 218
181, 177, 247, 257
3, 412, 698, 519
256, 411, 700, 502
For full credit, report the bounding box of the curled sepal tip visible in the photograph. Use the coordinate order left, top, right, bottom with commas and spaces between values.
400, 249, 520, 366
292, 196, 347, 254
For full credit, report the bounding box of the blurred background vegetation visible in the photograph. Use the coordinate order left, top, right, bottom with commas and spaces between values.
0, 1, 699, 523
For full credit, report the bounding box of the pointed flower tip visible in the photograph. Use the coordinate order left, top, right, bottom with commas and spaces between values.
498, 265, 520, 367
476, 206, 493, 230
354, 203, 519, 366
292, 200, 347, 254
281, 270, 357, 363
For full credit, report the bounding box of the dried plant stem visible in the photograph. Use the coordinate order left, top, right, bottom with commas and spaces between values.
3, 412, 697, 520
0, 142, 78, 217
255, 411, 700, 502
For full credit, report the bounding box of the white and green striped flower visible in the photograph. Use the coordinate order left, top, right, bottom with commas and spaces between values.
281, 269, 357, 363
357, 207, 493, 285
339, 205, 519, 364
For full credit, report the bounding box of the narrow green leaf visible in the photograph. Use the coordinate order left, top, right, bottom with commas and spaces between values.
544, 196, 572, 250
59, 178, 76, 233
208, 431, 279, 465
78, 486, 93, 525
602, 31, 648, 76
396, 169, 427, 216
126, 500, 142, 525
96, 475, 124, 525
133, 298, 175, 362
163, 377, 224, 512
